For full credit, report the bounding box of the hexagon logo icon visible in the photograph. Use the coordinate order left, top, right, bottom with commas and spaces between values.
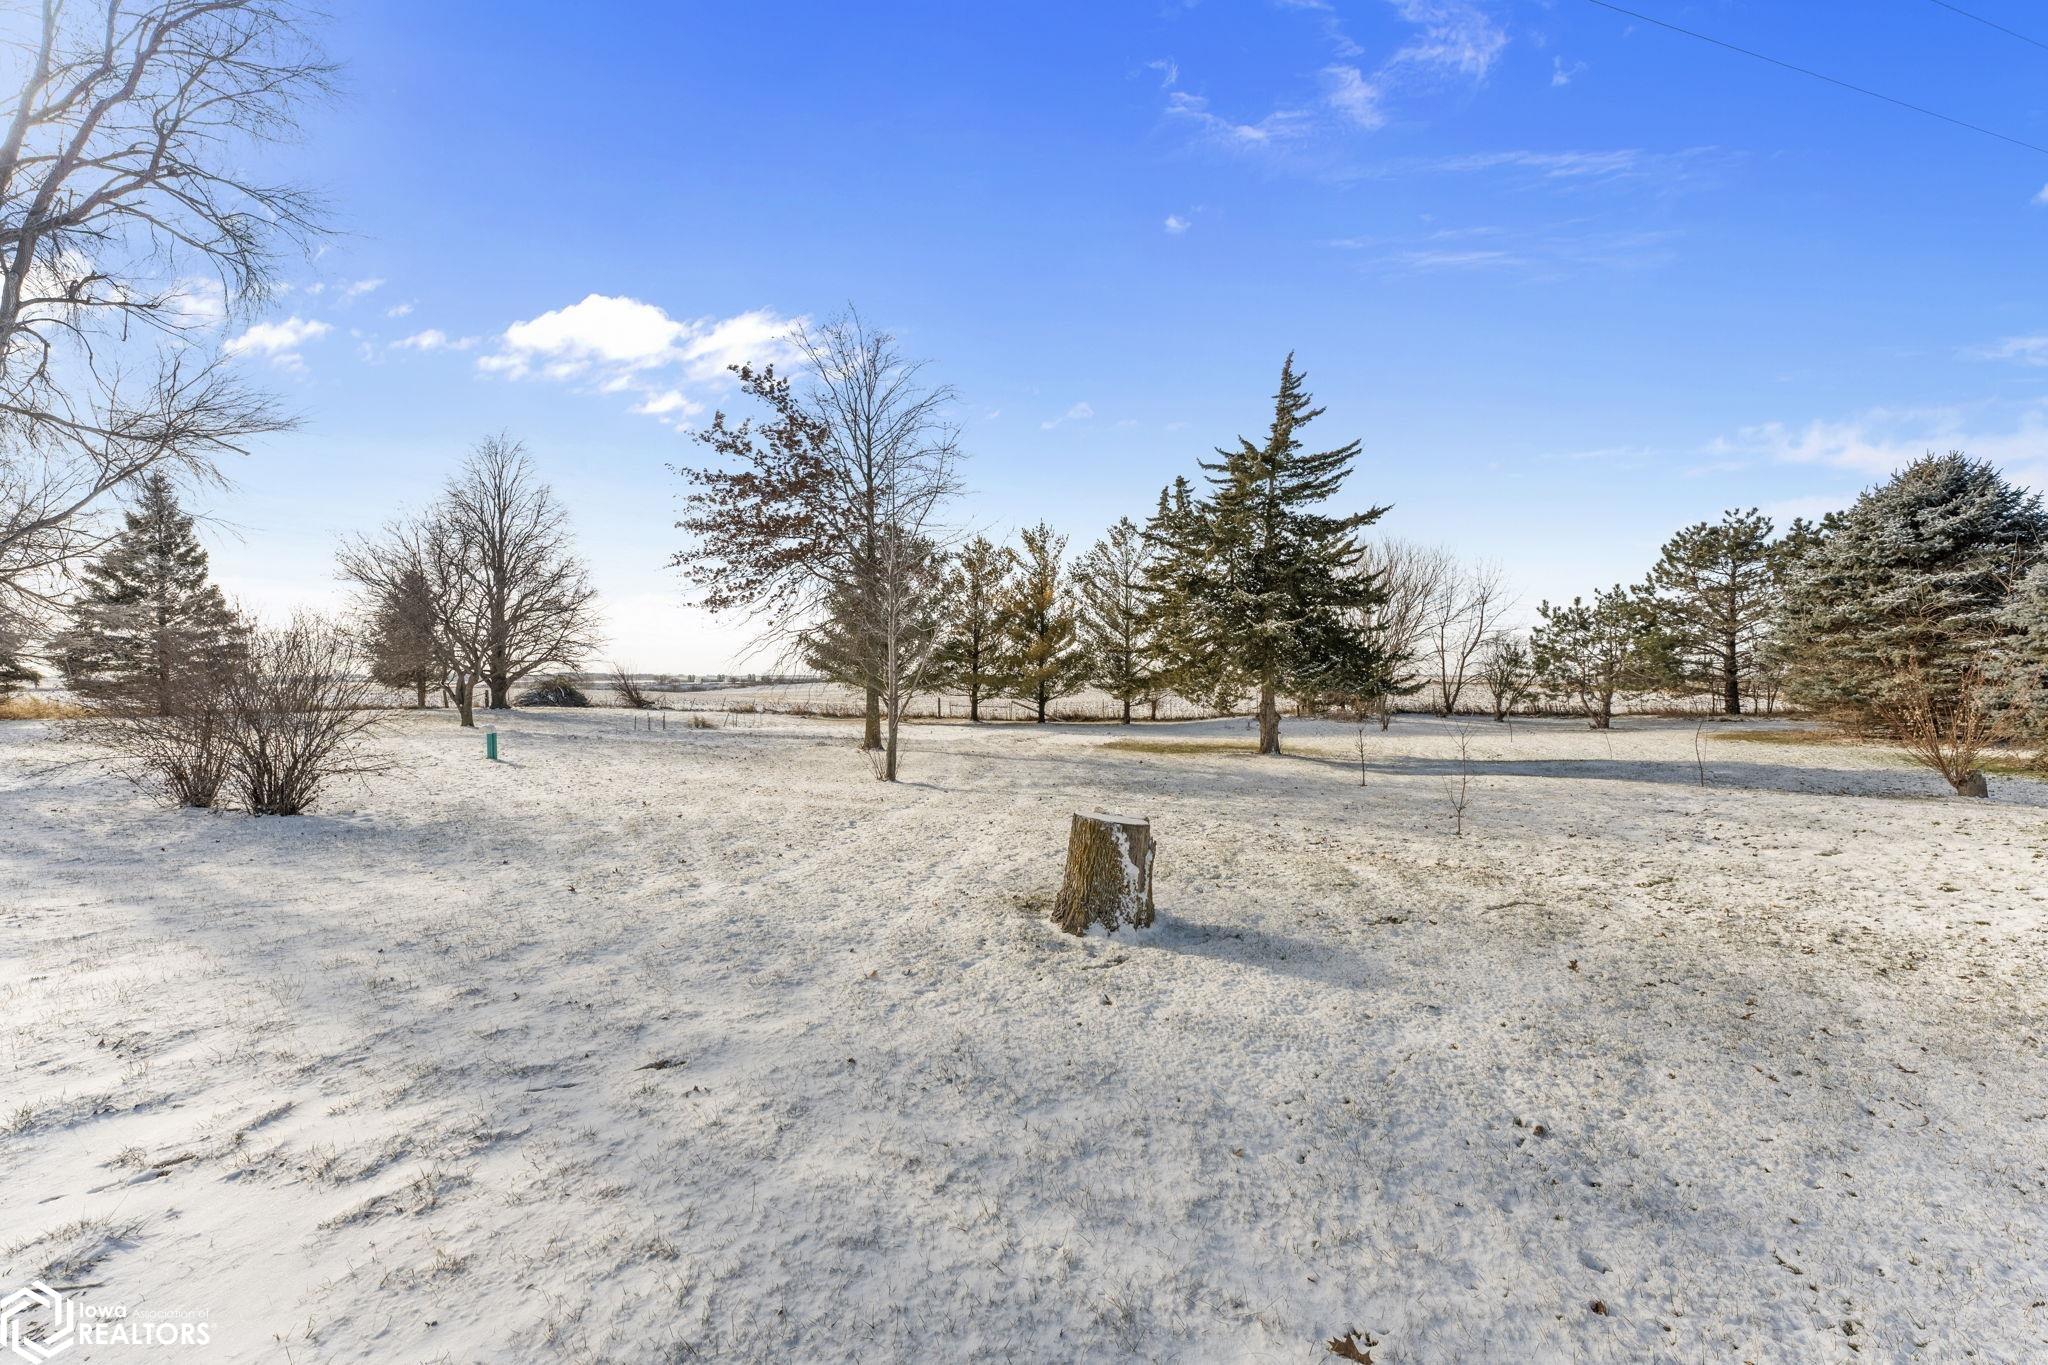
0, 1282, 75, 1363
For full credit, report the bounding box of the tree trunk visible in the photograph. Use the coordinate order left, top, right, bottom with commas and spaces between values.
1051, 812, 1156, 936
487, 673, 510, 709
1122, 696, 1131, 724
969, 683, 980, 723
1724, 650, 1741, 715
455, 674, 475, 728
416, 677, 428, 709
1257, 678, 1281, 754
862, 686, 881, 750
1036, 685, 1047, 723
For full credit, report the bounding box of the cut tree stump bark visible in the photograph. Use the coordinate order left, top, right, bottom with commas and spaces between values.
1052, 811, 1156, 936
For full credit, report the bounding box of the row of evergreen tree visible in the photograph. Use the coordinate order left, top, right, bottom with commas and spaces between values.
855, 356, 1390, 752
1526, 453, 2048, 790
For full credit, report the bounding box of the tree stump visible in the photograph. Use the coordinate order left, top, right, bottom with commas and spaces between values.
1052, 812, 1156, 935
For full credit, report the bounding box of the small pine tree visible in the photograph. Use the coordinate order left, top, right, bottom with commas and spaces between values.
365, 564, 442, 707
56, 473, 245, 714
1182, 355, 1388, 753
931, 535, 1017, 722
1002, 522, 1092, 722
0, 625, 36, 697
1641, 508, 1782, 715
1778, 453, 2046, 715
1140, 477, 1245, 715
1074, 517, 1154, 724
1532, 587, 1662, 729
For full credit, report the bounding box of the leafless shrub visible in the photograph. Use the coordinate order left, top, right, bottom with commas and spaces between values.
222, 615, 387, 815
1872, 656, 2012, 798
1442, 724, 1475, 836
610, 664, 651, 710
77, 686, 235, 808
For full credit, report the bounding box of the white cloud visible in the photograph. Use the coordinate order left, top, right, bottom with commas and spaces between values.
1706, 401, 2048, 488
225, 315, 331, 370
1552, 57, 1586, 87
1147, 57, 1178, 89
2034, 183, 2048, 206
344, 277, 385, 298
1165, 91, 1312, 147
478, 294, 800, 427
1386, 0, 1507, 80
632, 389, 704, 419
1164, 214, 1191, 235
1969, 334, 2048, 366
163, 277, 227, 327
1169, 0, 1504, 160
1041, 401, 1094, 431
389, 328, 476, 353
386, 301, 414, 318
1323, 65, 1386, 130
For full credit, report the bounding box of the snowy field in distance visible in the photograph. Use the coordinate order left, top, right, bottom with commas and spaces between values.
2, 709, 2045, 1361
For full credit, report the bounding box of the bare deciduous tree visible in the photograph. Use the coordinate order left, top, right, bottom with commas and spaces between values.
1353, 540, 1448, 728
0, 0, 330, 628
674, 311, 964, 773
1477, 631, 1535, 722
1424, 558, 1512, 716
340, 514, 482, 726
440, 436, 601, 711
1442, 724, 1475, 836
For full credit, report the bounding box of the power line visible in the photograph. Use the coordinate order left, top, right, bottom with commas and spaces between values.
1923, 0, 2048, 54
1582, 0, 2048, 157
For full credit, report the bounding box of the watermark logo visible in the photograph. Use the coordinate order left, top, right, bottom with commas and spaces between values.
0, 1284, 209, 1361
0, 1282, 75, 1363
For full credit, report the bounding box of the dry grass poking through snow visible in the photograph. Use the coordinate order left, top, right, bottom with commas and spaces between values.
2, 709, 2045, 1361
0, 694, 85, 721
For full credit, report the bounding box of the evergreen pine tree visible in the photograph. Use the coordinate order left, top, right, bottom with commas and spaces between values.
1999, 563, 2048, 758
1073, 517, 1154, 724
56, 473, 244, 714
1001, 522, 1091, 722
1777, 453, 2046, 713
0, 624, 36, 697
1531, 587, 1662, 729
1139, 477, 1244, 714
1183, 356, 1388, 754
931, 535, 1017, 722
365, 565, 443, 707
1640, 508, 1781, 714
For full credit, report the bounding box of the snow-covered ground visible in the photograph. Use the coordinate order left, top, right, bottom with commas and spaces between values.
3, 709, 2044, 1362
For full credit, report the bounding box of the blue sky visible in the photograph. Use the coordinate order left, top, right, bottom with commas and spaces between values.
203, 0, 2048, 670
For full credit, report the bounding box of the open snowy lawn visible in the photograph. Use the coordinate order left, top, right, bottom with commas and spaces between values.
3, 710, 2045, 1362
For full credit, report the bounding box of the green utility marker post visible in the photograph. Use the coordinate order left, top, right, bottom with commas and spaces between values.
485, 729, 499, 761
